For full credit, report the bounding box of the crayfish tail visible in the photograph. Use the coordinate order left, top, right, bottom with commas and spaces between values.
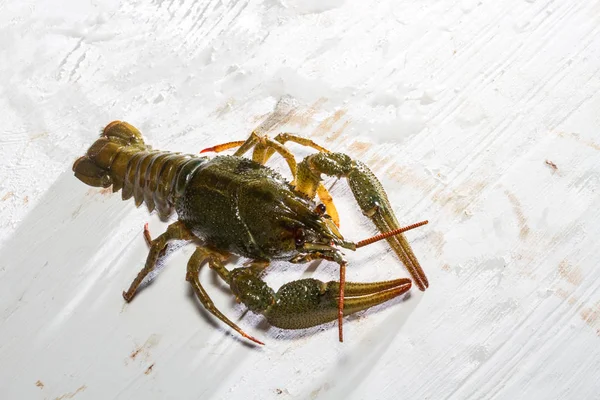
74, 121, 207, 219
73, 121, 147, 189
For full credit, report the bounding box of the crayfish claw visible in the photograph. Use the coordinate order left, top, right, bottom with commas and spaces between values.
346, 160, 428, 291
295, 152, 429, 291
263, 277, 411, 333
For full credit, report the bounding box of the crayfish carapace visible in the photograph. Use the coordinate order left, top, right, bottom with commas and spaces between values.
73, 121, 428, 345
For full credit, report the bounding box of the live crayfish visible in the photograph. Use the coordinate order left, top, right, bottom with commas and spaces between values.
73, 121, 428, 344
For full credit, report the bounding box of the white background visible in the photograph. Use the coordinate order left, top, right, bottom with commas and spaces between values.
1, 0, 600, 399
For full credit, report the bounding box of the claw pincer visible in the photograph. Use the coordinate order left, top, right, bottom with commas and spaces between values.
228, 268, 412, 329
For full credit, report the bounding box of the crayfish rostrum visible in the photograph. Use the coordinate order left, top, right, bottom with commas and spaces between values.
73, 121, 428, 345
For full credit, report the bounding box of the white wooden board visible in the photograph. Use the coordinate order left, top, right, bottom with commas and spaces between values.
1, 1, 599, 399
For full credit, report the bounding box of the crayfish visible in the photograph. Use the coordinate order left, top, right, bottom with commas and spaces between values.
73, 121, 428, 345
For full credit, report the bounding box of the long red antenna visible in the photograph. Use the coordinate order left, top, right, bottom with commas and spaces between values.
356, 220, 429, 249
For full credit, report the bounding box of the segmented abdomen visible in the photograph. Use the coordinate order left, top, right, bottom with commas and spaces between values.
73, 121, 207, 219
120, 150, 206, 218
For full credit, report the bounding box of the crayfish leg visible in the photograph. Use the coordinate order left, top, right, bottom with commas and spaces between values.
143, 223, 169, 257
316, 183, 340, 227
122, 221, 192, 302
186, 247, 265, 346
143, 223, 152, 247
338, 262, 346, 342
271, 132, 331, 154
199, 140, 246, 154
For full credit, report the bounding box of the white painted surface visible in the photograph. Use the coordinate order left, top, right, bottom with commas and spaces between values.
1, 0, 599, 399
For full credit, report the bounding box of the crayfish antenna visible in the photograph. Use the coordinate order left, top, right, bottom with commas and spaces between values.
355, 220, 429, 249
338, 262, 346, 342
241, 332, 265, 346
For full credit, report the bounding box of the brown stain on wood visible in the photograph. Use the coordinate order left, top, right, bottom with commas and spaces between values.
54, 385, 87, 400
558, 260, 583, 286
504, 190, 530, 239
312, 110, 347, 137
253, 108, 300, 136
384, 163, 490, 217
428, 231, 446, 257
248, 101, 347, 152
129, 334, 160, 361
367, 155, 391, 171
288, 98, 327, 128
554, 288, 579, 306
567, 295, 578, 306
554, 287, 572, 300
347, 140, 374, 157
580, 301, 600, 337
250, 112, 270, 123
384, 164, 433, 193
430, 181, 487, 216
545, 160, 558, 171
555, 288, 578, 306
1, 191, 14, 201
144, 363, 155, 375
35, 380, 44, 389
385, 164, 489, 217
557, 131, 600, 151
130, 347, 142, 360
554, 287, 600, 337
327, 119, 351, 141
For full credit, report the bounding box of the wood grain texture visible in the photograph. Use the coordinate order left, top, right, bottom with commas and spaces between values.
1, 0, 599, 399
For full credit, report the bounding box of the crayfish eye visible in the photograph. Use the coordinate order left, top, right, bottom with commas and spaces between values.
315, 203, 326, 215
295, 228, 306, 246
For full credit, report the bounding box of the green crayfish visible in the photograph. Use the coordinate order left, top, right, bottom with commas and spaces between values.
73, 121, 428, 344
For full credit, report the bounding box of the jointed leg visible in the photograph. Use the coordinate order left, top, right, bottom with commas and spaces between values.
123, 221, 193, 302
143, 223, 152, 246
199, 132, 297, 179
316, 183, 340, 227
256, 138, 297, 182
233, 132, 260, 157
242, 259, 270, 277
199, 131, 260, 158
143, 223, 169, 258
200, 140, 246, 154
186, 246, 265, 345
274, 132, 330, 152
259, 138, 340, 225
265, 134, 339, 223
338, 262, 346, 342
202, 132, 331, 166
263, 132, 330, 162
